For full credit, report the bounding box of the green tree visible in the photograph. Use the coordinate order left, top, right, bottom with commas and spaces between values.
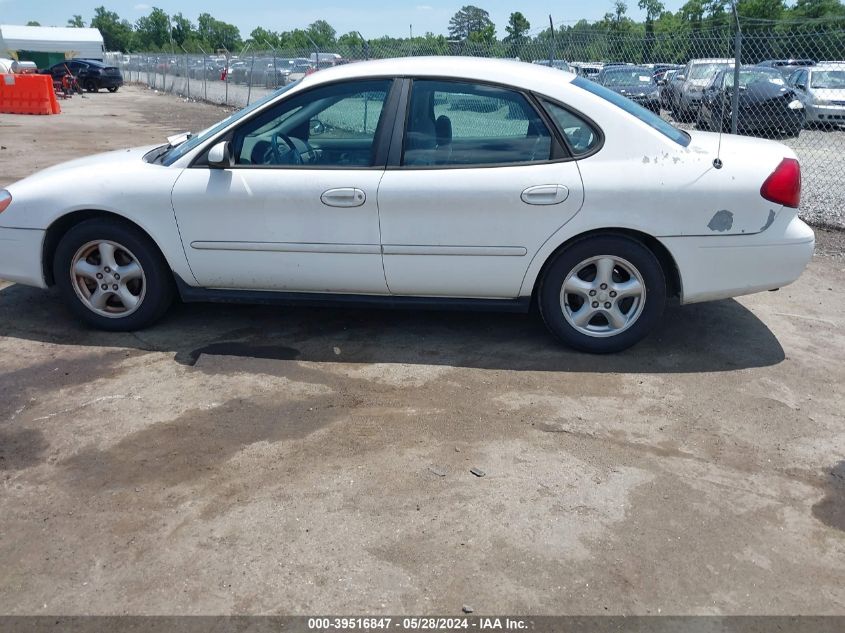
306, 20, 337, 48
448, 5, 495, 40
90, 7, 134, 52
135, 7, 171, 50
68, 15, 85, 28
196, 13, 242, 52
639, 0, 664, 61
170, 13, 194, 47
26, 21, 41, 26
249, 27, 280, 48
791, 0, 845, 19
503, 11, 531, 58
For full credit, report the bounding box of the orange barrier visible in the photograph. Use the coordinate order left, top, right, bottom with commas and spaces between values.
0, 74, 61, 115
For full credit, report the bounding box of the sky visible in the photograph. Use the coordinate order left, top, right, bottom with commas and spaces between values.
2, 0, 691, 39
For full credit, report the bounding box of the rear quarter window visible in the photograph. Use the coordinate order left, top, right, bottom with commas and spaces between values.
572, 77, 690, 147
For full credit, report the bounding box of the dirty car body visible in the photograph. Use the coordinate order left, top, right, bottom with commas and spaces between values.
0, 57, 814, 353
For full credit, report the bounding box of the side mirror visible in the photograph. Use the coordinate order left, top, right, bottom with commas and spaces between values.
207, 141, 232, 168
657, 79, 667, 86
796, 83, 806, 90
675, 74, 685, 81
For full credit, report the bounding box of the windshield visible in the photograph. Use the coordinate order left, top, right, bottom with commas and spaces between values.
725, 69, 785, 88
602, 69, 654, 87
573, 76, 689, 147
811, 70, 845, 89
160, 81, 300, 166
689, 62, 731, 81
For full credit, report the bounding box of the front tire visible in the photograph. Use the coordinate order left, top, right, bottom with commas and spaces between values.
107, 86, 119, 93
539, 235, 667, 353
53, 219, 174, 331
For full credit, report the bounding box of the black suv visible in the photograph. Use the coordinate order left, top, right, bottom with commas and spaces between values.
45, 59, 124, 93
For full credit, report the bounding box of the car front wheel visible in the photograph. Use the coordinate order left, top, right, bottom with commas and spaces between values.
539, 235, 667, 353
107, 86, 119, 93
53, 219, 174, 331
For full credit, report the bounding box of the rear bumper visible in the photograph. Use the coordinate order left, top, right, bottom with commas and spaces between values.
98, 76, 123, 88
660, 214, 814, 305
0, 227, 47, 288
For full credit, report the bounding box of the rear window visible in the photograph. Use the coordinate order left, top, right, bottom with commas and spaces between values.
573, 77, 690, 147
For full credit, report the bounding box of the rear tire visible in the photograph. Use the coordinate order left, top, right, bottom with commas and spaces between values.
53, 219, 174, 331
538, 235, 667, 353
85, 80, 97, 92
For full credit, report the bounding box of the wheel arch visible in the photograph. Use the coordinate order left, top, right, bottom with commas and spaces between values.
42, 209, 170, 286
530, 227, 682, 301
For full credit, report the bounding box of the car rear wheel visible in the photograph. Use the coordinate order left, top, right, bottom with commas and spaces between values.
539, 235, 666, 353
84, 80, 97, 92
53, 219, 174, 331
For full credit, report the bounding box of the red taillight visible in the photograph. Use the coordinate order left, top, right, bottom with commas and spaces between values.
760, 158, 801, 209
0, 190, 11, 214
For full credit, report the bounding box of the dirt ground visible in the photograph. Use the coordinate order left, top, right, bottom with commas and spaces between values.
0, 85, 844, 616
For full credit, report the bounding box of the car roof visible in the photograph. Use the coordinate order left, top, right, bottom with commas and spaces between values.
297, 56, 576, 91
688, 58, 734, 64
811, 63, 845, 71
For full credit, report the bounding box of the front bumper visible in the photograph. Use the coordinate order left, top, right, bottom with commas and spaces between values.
805, 103, 845, 124
660, 213, 814, 304
736, 108, 805, 132
0, 227, 47, 288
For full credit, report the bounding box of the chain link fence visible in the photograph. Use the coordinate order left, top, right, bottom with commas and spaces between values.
106, 25, 845, 229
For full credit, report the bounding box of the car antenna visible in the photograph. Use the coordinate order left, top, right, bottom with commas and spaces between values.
716, 0, 742, 170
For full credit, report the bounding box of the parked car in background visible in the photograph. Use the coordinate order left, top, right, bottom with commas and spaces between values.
655, 69, 679, 108
787, 63, 845, 127
758, 58, 816, 79
0, 57, 814, 353
698, 66, 805, 138
671, 58, 734, 121
533, 59, 574, 73
570, 62, 603, 79
44, 59, 123, 92
0, 58, 13, 74
596, 65, 661, 112
287, 59, 313, 82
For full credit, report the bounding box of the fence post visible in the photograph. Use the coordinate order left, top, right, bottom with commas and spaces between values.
223, 48, 230, 106
731, 25, 742, 134
247, 51, 255, 105
549, 15, 555, 66
182, 47, 190, 100
198, 45, 208, 101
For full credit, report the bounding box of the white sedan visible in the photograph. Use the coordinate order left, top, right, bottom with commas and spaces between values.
0, 57, 814, 353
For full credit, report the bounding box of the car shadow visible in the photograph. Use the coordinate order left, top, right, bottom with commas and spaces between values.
0, 284, 784, 374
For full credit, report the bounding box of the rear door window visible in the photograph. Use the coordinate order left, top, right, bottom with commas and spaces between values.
402, 80, 553, 167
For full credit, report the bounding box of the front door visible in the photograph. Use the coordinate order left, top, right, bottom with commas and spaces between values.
377, 79, 586, 298
171, 79, 394, 293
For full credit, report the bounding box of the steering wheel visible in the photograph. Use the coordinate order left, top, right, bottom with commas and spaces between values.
270, 131, 303, 165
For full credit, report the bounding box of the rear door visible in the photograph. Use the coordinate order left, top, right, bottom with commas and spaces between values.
376, 79, 586, 299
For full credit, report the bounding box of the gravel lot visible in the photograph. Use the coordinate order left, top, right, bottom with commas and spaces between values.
1, 87, 844, 616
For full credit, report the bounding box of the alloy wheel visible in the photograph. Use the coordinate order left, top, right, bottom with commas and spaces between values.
559, 255, 646, 338
70, 240, 146, 318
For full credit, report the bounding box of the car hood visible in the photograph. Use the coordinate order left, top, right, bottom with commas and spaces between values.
610, 85, 655, 95
736, 82, 794, 103
16, 145, 163, 182
810, 87, 845, 99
